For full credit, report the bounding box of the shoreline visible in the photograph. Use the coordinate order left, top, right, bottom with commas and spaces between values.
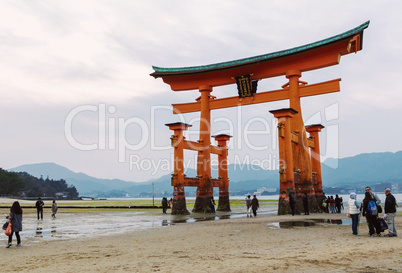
0, 209, 400, 272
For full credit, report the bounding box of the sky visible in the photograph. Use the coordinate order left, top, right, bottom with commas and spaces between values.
1, 0, 402, 182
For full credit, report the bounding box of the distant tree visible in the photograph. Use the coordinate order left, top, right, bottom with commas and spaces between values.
66, 185, 79, 198
0, 168, 25, 196
14, 171, 80, 199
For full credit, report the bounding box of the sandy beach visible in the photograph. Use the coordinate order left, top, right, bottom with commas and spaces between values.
0, 199, 401, 273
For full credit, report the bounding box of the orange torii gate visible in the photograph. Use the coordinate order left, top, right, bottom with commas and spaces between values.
151, 21, 369, 215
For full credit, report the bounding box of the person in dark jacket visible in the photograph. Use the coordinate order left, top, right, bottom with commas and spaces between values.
302, 193, 309, 215
289, 193, 296, 216
362, 191, 381, 237
335, 194, 341, 213
251, 195, 259, 217
35, 197, 44, 220
384, 188, 397, 237
161, 197, 168, 214
6, 201, 23, 248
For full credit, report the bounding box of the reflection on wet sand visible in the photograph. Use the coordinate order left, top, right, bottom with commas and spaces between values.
267, 219, 353, 229
0, 209, 276, 244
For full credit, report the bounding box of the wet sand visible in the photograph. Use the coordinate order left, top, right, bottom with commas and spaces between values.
0, 206, 400, 273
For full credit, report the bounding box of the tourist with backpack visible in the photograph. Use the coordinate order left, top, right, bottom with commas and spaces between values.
362, 191, 381, 237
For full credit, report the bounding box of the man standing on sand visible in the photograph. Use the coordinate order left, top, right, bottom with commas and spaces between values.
35, 197, 44, 220
302, 193, 309, 215
251, 195, 259, 217
365, 186, 381, 205
161, 197, 168, 214
289, 193, 296, 216
384, 188, 397, 237
245, 195, 252, 217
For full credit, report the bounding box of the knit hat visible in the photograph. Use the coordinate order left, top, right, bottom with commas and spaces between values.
349, 192, 356, 199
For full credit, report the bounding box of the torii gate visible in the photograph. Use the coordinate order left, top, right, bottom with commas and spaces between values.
151, 21, 369, 215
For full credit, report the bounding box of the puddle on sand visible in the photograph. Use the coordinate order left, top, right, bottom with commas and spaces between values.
162, 211, 276, 226
1, 210, 279, 245
267, 219, 352, 229
162, 213, 247, 226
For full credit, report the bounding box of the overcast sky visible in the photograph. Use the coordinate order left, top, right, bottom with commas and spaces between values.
1, 1, 402, 182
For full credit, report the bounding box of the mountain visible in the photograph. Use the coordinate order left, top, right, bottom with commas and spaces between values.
8, 151, 402, 196
10, 163, 140, 194
321, 151, 402, 186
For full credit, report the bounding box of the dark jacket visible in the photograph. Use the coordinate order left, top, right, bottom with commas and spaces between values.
36, 200, 44, 210
362, 193, 376, 217
251, 198, 259, 210
384, 193, 397, 214
10, 212, 22, 232
302, 195, 308, 206
161, 198, 168, 208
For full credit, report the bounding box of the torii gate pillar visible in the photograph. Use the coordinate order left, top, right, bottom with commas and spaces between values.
306, 124, 325, 211
193, 85, 214, 213
214, 134, 232, 212
166, 122, 191, 215
270, 108, 298, 215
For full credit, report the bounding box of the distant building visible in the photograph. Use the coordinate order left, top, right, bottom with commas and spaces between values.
394, 182, 402, 193
55, 192, 68, 199
254, 187, 276, 196
374, 183, 392, 192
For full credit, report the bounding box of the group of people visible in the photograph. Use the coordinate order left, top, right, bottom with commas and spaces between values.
5, 197, 59, 248
323, 194, 344, 213
161, 197, 173, 214
348, 186, 397, 237
245, 195, 260, 217
36, 197, 58, 219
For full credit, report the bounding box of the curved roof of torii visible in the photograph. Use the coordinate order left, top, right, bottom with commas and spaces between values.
151, 21, 369, 91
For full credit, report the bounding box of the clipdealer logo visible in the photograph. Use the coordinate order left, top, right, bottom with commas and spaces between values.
64, 102, 339, 172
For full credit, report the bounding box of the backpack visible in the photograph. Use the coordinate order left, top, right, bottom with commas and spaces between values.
367, 200, 378, 216
377, 217, 388, 232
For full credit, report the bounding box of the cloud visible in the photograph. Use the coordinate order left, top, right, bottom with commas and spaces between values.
0, 0, 402, 181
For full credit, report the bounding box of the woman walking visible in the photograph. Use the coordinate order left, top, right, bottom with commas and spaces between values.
251, 195, 259, 217
6, 201, 23, 248
348, 192, 360, 236
52, 200, 58, 218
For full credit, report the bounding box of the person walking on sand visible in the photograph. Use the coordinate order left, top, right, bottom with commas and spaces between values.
330, 196, 335, 213
325, 196, 330, 213
289, 193, 296, 216
36, 197, 44, 220
210, 196, 216, 213
245, 195, 252, 217
384, 188, 397, 237
251, 195, 259, 217
348, 192, 361, 236
6, 201, 23, 248
335, 194, 341, 213
161, 197, 168, 214
362, 191, 381, 237
302, 193, 309, 215
51, 200, 58, 218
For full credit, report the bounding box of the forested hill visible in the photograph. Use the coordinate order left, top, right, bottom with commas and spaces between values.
0, 168, 78, 198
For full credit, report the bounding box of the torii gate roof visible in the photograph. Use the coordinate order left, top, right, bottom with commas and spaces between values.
151, 21, 369, 91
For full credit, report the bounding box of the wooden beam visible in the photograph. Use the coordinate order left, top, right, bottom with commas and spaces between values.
173, 78, 341, 114
182, 177, 223, 187
182, 140, 223, 155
